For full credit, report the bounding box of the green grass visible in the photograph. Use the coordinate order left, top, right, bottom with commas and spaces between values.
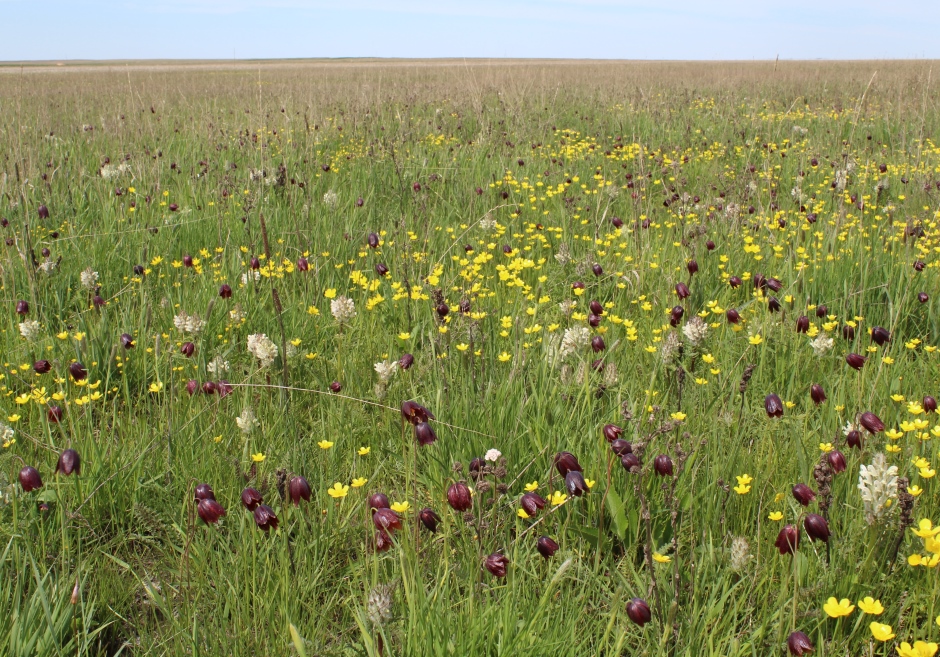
0, 59, 939, 656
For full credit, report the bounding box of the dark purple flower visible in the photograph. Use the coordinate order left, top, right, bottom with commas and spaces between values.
610, 439, 632, 456
368, 493, 391, 512
198, 498, 226, 524
706, 240, 716, 250
687, 260, 698, 276
195, 483, 215, 501
375, 263, 389, 277
726, 308, 740, 324
923, 396, 937, 413
202, 381, 217, 395
792, 484, 816, 506
373, 508, 402, 532
842, 325, 855, 340
591, 336, 606, 352
565, 471, 589, 497
484, 553, 509, 578
803, 513, 830, 542
767, 277, 783, 292
764, 393, 784, 418
38, 205, 49, 219
92, 295, 106, 309
675, 282, 690, 299
536, 536, 559, 559
815, 305, 828, 318
914, 260, 926, 272
795, 315, 809, 333
436, 303, 449, 318
414, 422, 438, 446
288, 476, 312, 505
827, 450, 846, 473
729, 276, 743, 288
296, 257, 309, 272
181, 342, 195, 357
120, 333, 135, 349
919, 292, 929, 303
768, 296, 781, 313
520, 492, 547, 517
47, 406, 64, 423
626, 598, 652, 627
241, 487, 263, 511
55, 449, 80, 476
419, 507, 440, 532
447, 482, 472, 512
182, 254, 193, 267
787, 631, 814, 655
399, 353, 414, 370
69, 362, 88, 381
846, 430, 863, 449
859, 412, 885, 434
329, 381, 342, 393
253, 504, 279, 531
368, 232, 379, 248
871, 326, 890, 345
775, 524, 800, 555
810, 384, 826, 405
653, 454, 674, 477
592, 263, 603, 277
553, 451, 582, 476
845, 353, 866, 370
621, 453, 641, 472
19, 466, 43, 492
401, 401, 434, 425
603, 424, 623, 442
219, 284, 233, 298
375, 529, 393, 552
15, 300, 28, 315
33, 360, 51, 374
589, 300, 604, 315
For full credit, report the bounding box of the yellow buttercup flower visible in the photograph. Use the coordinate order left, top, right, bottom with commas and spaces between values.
768, 511, 784, 521
351, 477, 368, 488
870, 622, 895, 642
251, 452, 266, 462
524, 481, 539, 492
358, 446, 370, 456
497, 352, 512, 362
896, 641, 938, 657
670, 411, 687, 421
517, 508, 530, 519
327, 482, 349, 498
318, 440, 334, 449
549, 491, 567, 506
823, 597, 855, 618
391, 501, 410, 513
912, 519, 940, 538
748, 334, 763, 345
652, 552, 671, 563
857, 597, 884, 615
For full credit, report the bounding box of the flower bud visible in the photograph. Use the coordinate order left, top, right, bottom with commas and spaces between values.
55, 449, 80, 476
870, 326, 889, 345
329, 381, 342, 393
791, 484, 816, 506
436, 303, 449, 318
591, 263, 603, 277
775, 524, 800, 555
484, 553, 509, 578
33, 360, 51, 374
565, 471, 588, 497
810, 384, 826, 405
803, 513, 830, 542
19, 466, 43, 492
626, 598, 652, 626
183, 254, 193, 267
198, 498, 226, 524
414, 421, 438, 446
859, 412, 884, 433
675, 282, 690, 299
536, 536, 559, 559
253, 504, 279, 531
419, 507, 440, 532
241, 487, 263, 511
653, 454, 674, 477
219, 284, 233, 298
845, 353, 865, 370
69, 362, 88, 381
706, 239, 716, 250
38, 205, 49, 219
368, 493, 390, 512
621, 453, 641, 472
610, 438, 632, 456
15, 300, 29, 315
827, 450, 846, 473
787, 631, 814, 655
447, 482, 472, 512
603, 423, 623, 442
795, 315, 809, 333
195, 483, 215, 501
288, 476, 312, 505
553, 451, 582, 476
181, 342, 195, 357
764, 393, 784, 418
520, 492, 547, 516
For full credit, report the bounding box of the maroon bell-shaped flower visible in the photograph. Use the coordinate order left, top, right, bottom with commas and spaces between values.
792, 484, 816, 506
553, 451, 582, 476
69, 362, 88, 381
764, 393, 784, 418
241, 488, 263, 511
846, 430, 863, 449
414, 421, 438, 446
827, 450, 847, 473
37, 204, 49, 219
565, 471, 589, 497
611, 439, 632, 456
55, 449, 80, 476
767, 296, 781, 313
810, 384, 826, 405
918, 292, 929, 303
621, 453, 641, 472
775, 524, 800, 555
194, 483, 215, 501
520, 492, 547, 517
603, 424, 623, 442
181, 342, 195, 357
368, 493, 391, 512
399, 353, 414, 370
484, 553, 509, 578
592, 263, 603, 277
92, 295, 106, 309
329, 381, 342, 393
19, 466, 43, 492
859, 411, 885, 434
841, 324, 855, 340
871, 326, 890, 345
375, 263, 389, 277
923, 396, 937, 413
367, 232, 379, 248
33, 360, 51, 374
626, 598, 652, 627
729, 275, 743, 288
670, 305, 684, 326
219, 284, 233, 299
197, 498, 226, 524
288, 476, 312, 505
675, 282, 690, 300
375, 529, 393, 552
706, 239, 716, 251
687, 259, 698, 276
47, 406, 64, 423
373, 508, 402, 532
803, 513, 830, 542
447, 482, 473, 512
120, 333, 135, 349
726, 308, 740, 324
787, 631, 814, 655
202, 381, 217, 395
253, 504, 279, 531
436, 303, 449, 318
591, 335, 606, 352
419, 507, 440, 532
795, 315, 809, 333
845, 353, 866, 370
401, 400, 435, 425
653, 454, 674, 477
536, 536, 559, 559
15, 300, 29, 315
250, 257, 261, 270
815, 304, 828, 318
588, 314, 602, 328
589, 300, 604, 315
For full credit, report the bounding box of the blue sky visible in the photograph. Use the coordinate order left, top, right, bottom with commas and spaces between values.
1, 0, 936, 61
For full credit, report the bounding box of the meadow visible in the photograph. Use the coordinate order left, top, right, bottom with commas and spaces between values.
0, 58, 939, 656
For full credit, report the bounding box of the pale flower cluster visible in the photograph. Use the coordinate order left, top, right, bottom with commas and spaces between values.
810, 333, 834, 357
322, 189, 339, 208
559, 326, 590, 359
247, 333, 278, 367
1, 423, 14, 447
858, 453, 898, 525
80, 267, 99, 290
207, 355, 230, 375
173, 312, 205, 335
374, 360, 398, 385
331, 296, 357, 324
19, 320, 41, 341
682, 316, 708, 346
236, 407, 259, 434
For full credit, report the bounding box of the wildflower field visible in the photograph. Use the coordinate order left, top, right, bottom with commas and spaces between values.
2, 59, 940, 656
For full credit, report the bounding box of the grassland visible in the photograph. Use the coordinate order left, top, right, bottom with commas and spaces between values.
1, 59, 939, 656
